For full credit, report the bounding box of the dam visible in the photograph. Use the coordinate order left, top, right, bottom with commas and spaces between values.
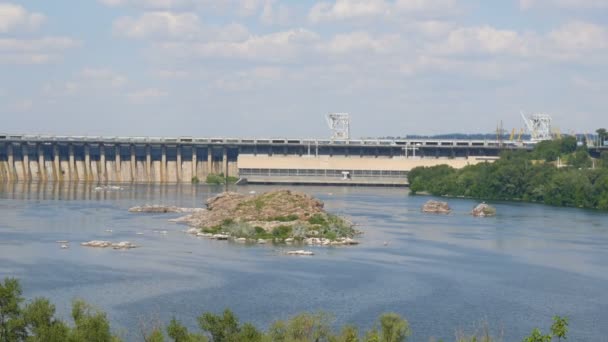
0, 134, 528, 186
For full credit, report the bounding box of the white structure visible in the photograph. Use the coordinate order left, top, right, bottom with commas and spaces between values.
521, 111, 553, 142
326, 113, 350, 140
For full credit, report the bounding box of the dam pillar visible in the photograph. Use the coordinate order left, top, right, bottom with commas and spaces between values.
100, 144, 106, 182
68, 144, 75, 181
222, 147, 228, 177
7, 144, 14, 181
53, 144, 61, 181
38, 144, 45, 181
22, 144, 30, 181
161, 145, 167, 183
176, 145, 182, 182
191, 146, 197, 180
207, 146, 212, 175
145, 145, 151, 182
115, 145, 121, 180
84, 144, 90, 182
130, 145, 136, 182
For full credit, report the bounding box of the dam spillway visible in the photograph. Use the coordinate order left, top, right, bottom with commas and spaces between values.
0, 134, 527, 186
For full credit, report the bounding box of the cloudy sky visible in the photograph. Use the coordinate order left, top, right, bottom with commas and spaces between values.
0, 0, 606, 138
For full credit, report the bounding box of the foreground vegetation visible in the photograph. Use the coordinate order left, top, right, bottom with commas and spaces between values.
205, 173, 239, 185
1, 278, 570, 342
409, 136, 608, 210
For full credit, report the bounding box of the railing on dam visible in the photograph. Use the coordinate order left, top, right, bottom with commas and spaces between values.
0, 133, 532, 149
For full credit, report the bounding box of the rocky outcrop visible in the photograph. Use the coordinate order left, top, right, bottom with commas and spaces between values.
421, 200, 452, 214
471, 203, 496, 217
81, 240, 137, 249
177, 190, 359, 245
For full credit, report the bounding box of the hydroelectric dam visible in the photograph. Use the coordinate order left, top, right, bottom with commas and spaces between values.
0, 134, 528, 186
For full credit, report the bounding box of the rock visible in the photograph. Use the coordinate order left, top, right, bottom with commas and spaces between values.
196, 232, 213, 238
129, 205, 202, 213
60, 244, 69, 249
421, 200, 452, 214
471, 203, 496, 217
186, 228, 199, 235
212, 234, 229, 240
235, 237, 247, 243
257, 239, 267, 244
80, 240, 137, 249
81, 240, 112, 248
111, 241, 137, 249
285, 238, 294, 243
342, 238, 359, 245
287, 250, 314, 256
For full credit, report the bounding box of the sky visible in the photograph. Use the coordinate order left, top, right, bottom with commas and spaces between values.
0, 0, 606, 139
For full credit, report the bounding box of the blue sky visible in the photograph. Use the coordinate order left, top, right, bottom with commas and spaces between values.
0, 0, 607, 138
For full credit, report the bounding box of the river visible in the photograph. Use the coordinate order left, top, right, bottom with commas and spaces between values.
1, 182, 607, 341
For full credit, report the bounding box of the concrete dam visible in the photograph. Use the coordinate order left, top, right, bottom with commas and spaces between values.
0, 134, 526, 186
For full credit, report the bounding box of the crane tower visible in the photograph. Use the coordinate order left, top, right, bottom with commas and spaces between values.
326, 113, 350, 140
521, 111, 553, 142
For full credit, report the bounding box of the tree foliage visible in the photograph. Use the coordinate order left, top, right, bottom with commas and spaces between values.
0, 278, 571, 342
409, 138, 608, 210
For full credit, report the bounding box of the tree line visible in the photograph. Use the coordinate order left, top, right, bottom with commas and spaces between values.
409, 136, 608, 210
1, 278, 569, 342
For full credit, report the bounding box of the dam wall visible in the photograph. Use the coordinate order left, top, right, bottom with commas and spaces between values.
0, 134, 511, 185
0, 142, 238, 183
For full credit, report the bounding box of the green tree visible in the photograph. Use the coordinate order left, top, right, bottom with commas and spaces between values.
600, 151, 608, 168
23, 297, 70, 342
167, 318, 207, 342
333, 325, 359, 342
68, 299, 119, 342
596, 128, 607, 144
522, 328, 551, 342
378, 313, 410, 342
550, 316, 568, 341
198, 309, 240, 342
0, 277, 26, 342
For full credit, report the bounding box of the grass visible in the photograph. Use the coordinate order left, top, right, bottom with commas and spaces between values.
205, 173, 239, 185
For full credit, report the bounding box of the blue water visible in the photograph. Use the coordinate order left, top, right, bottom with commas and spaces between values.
1, 182, 607, 341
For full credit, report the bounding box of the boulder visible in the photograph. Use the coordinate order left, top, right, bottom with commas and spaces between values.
421, 200, 452, 214
471, 203, 496, 217
287, 250, 314, 256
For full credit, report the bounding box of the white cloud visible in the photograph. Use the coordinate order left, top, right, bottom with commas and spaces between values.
80, 68, 129, 87
0, 3, 45, 33
127, 88, 168, 102
309, 0, 388, 23
309, 0, 456, 23
157, 28, 319, 62
520, 0, 608, 10
0, 37, 80, 64
548, 21, 608, 52
432, 26, 529, 56
113, 11, 202, 39
323, 31, 399, 54
260, 0, 290, 25
394, 0, 456, 12
42, 68, 128, 97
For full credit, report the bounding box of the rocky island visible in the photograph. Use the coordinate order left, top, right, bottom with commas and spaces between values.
131, 190, 360, 246
421, 200, 452, 214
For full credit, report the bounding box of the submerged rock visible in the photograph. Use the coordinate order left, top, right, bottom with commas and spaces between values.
421, 200, 452, 214
471, 203, 496, 217
81, 240, 137, 249
129, 205, 202, 213
286, 250, 314, 256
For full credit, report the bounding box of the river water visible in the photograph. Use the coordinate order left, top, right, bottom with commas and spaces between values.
0, 182, 607, 341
